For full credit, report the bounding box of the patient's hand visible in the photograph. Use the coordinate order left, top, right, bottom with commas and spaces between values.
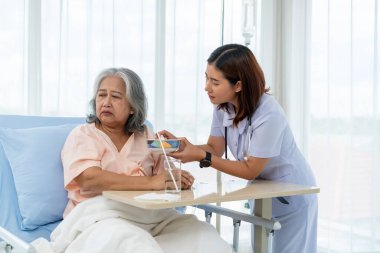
181, 170, 194, 189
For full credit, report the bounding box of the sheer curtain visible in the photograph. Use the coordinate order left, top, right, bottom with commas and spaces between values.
261, 0, 380, 252
0, 0, 26, 115
162, 0, 259, 143
0, 0, 224, 132
158, 0, 222, 140
309, 0, 380, 252
0, 0, 156, 117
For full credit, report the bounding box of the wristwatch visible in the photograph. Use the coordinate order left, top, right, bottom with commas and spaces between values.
199, 151, 212, 168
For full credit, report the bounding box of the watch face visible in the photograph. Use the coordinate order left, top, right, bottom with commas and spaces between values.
199, 152, 212, 168
200, 159, 211, 168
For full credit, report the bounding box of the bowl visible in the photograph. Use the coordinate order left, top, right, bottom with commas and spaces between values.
147, 139, 181, 153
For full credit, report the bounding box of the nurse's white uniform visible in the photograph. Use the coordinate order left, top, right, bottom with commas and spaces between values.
210, 94, 318, 253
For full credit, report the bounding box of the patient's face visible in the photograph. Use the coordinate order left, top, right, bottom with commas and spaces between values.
95, 76, 133, 129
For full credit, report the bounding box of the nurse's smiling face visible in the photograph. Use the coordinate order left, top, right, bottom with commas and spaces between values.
204, 64, 241, 108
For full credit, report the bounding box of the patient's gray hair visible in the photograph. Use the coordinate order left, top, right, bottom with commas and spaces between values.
87, 67, 147, 133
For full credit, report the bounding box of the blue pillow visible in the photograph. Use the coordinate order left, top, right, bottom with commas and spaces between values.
0, 124, 77, 230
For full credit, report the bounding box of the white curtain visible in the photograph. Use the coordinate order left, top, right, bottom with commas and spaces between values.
0, 0, 254, 138
309, 0, 380, 252
157, 0, 222, 140
163, 0, 259, 142
0, 0, 223, 136
0, 0, 26, 115
261, 0, 380, 252
0, 0, 157, 117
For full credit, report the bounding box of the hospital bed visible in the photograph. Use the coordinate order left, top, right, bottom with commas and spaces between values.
0, 114, 280, 253
0, 115, 85, 253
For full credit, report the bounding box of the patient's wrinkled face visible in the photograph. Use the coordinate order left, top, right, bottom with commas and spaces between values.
95, 76, 133, 128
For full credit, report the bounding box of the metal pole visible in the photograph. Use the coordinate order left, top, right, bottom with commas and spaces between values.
216, 0, 225, 234
232, 219, 241, 252
266, 231, 274, 253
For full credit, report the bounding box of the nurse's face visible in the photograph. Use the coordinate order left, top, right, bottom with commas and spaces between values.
204, 64, 241, 108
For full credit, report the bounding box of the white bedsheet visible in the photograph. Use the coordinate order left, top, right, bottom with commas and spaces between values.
31, 196, 231, 253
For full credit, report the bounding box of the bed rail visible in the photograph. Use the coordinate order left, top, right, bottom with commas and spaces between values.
195, 204, 281, 252
0, 227, 36, 253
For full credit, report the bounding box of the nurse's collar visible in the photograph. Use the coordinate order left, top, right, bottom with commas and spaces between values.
222, 105, 235, 127
237, 117, 251, 135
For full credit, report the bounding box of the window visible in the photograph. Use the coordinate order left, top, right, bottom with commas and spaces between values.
310, 0, 380, 251
0, 0, 26, 114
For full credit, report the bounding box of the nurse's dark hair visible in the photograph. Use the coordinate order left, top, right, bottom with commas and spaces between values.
207, 44, 269, 126
87, 67, 147, 134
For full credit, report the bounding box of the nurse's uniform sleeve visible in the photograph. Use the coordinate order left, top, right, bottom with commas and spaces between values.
210, 107, 224, 137
250, 111, 287, 158
61, 126, 104, 191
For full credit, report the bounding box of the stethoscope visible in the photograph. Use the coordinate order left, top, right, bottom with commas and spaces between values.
225, 117, 253, 161
241, 117, 290, 205
242, 117, 253, 160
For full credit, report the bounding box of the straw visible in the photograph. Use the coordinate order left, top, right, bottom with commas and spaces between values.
157, 134, 179, 192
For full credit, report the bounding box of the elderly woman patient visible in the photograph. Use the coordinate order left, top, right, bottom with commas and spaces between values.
52, 67, 231, 253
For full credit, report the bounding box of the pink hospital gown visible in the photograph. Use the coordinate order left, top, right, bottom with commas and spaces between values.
61, 123, 163, 217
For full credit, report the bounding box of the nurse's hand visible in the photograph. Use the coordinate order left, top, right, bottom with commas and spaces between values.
156, 130, 178, 140
169, 137, 205, 163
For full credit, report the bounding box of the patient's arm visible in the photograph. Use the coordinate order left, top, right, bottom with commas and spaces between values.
75, 167, 194, 192
75, 167, 165, 192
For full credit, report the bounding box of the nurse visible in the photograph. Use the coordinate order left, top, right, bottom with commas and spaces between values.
159, 44, 318, 253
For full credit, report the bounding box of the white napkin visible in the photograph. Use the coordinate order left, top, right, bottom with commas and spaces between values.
134, 192, 180, 202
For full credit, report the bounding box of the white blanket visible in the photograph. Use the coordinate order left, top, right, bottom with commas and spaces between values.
32, 196, 231, 253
